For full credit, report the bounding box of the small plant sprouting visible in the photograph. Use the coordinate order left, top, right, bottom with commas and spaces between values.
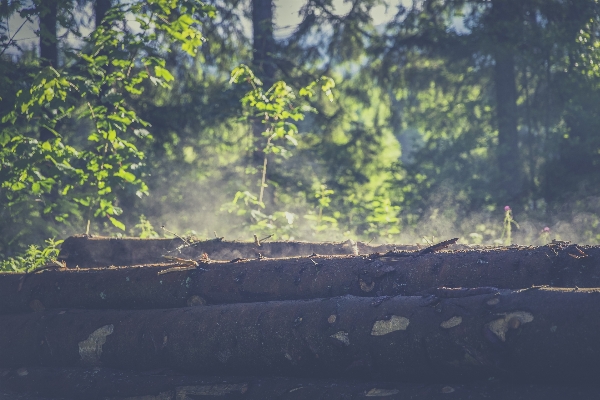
501, 205, 520, 245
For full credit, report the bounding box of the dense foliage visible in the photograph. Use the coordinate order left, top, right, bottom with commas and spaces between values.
2, 0, 600, 268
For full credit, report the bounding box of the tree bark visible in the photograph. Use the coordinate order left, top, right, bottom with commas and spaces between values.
37, 0, 59, 143
250, 0, 277, 192
94, 0, 112, 29
490, 0, 522, 204
0, 289, 599, 384
38, 0, 58, 68
2, 243, 597, 314
58, 235, 368, 268
252, 0, 276, 89
1, 367, 598, 400
57, 235, 474, 268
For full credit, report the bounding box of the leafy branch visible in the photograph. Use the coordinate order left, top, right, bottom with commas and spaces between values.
225, 64, 335, 237
0, 0, 215, 232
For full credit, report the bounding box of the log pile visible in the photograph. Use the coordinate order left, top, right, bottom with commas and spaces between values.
1, 237, 599, 399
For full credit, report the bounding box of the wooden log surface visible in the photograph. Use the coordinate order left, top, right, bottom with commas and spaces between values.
1, 244, 598, 314
1, 367, 599, 400
1, 289, 599, 384
58, 234, 477, 268
58, 235, 374, 268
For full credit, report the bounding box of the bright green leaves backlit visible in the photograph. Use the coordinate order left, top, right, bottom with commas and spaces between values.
0, 1, 213, 235
231, 64, 333, 148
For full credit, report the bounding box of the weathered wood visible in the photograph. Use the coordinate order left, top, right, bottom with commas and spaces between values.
2, 244, 598, 314
58, 235, 371, 268
57, 234, 501, 268
0, 391, 56, 400
1, 367, 599, 400
1, 289, 599, 384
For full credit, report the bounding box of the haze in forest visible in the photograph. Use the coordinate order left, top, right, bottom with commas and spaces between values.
1, 0, 600, 262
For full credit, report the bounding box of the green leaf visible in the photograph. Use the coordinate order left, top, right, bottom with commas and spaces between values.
155, 65, 174, 82
116, 169, 137, 183
10, 182, 26, 191
109, 216, 126, 231
41, 141, 53, 151
31, 182, 41, 194
0, 132, 10, 146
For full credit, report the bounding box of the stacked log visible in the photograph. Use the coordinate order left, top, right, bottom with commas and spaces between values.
58, 235, 370, 268
58, 234, 480, 268
2, 243, 597, 313
0, 238, 599, 399
1, 367, 599, 399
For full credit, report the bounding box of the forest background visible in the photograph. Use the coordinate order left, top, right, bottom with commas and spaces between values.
2, 0, 600, 269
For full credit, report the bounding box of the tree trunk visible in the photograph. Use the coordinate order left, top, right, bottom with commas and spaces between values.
38, 0, 58, 68
1, 289, 599, 383
1, 243, 598, 313
37, 0, 59, 143
494, 50, 521, 202
94, 0, 112, 29
252, 0, 276, 89
490, 0, 522, 204
1, 367, 598, 400
250, 0, 277, 197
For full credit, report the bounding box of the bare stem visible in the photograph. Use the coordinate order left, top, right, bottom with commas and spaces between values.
258, 133, 275, 207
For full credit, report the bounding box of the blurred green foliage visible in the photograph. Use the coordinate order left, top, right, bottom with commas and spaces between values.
2, 0, 600, 268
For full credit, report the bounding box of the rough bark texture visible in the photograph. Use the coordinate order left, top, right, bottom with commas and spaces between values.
58, 235, 480, 268
3, 243, 597, 314
1, 289, 600, 384
1, 367, 599, 400
58, 235, 374, 268
490, 0, 523, 202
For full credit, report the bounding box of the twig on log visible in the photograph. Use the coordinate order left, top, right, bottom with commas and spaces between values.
259, 234, 274, 242
161, 226, 190, 247
418, 238, 459, 255
420, 287, 500, 298
18, 261, 66, 292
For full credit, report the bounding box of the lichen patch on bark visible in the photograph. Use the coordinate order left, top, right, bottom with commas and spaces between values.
78, 324, 114, 365
371, 315, 409, 336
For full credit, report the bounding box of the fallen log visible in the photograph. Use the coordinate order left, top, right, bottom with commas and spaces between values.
1, 244, 598, 314
59, 235, 489, 268
58, 235, 369, 268
1, 367, 599, 400
1, 289, 599, 384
